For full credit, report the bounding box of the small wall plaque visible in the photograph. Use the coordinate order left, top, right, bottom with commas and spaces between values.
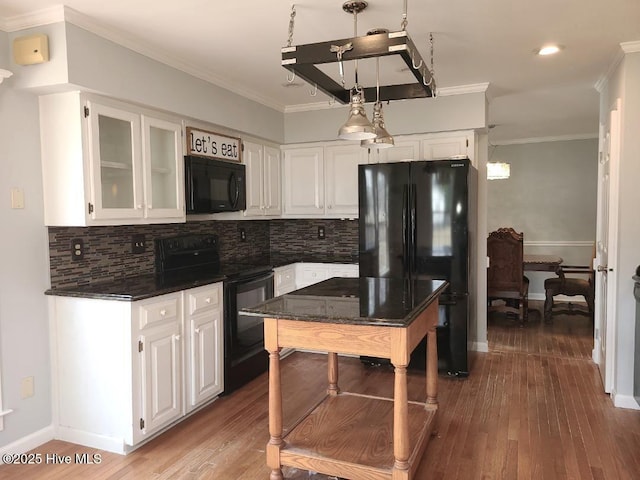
186, 127, 241, 162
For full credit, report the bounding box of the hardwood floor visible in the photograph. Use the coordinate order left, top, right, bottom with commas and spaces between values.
1, 301, 639, 479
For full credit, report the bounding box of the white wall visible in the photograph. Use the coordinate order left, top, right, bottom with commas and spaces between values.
0, 31, 53, 447
487, 139, 599, 297
284, 91, 487, 143
9, 22, 285, 144
599, 47, 640, 408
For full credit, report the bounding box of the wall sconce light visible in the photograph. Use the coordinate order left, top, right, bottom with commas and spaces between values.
487, 162, 511, 180
0, 69, 13, 84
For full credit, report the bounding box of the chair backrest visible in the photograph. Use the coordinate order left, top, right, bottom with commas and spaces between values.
487, 227, 525, 295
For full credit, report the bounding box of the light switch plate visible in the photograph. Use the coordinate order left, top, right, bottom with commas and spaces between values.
21, 376, 34, 399
10, 188, 24, 209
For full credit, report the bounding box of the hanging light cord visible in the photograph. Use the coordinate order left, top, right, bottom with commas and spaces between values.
375, 57, 380, 104
353, 8, 361, 91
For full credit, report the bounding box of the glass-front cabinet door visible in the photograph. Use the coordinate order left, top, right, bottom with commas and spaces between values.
87, 100, 143, 220
142, 116, 183, 219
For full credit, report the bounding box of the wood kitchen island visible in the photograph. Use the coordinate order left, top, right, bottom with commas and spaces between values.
241, 276, 448, 480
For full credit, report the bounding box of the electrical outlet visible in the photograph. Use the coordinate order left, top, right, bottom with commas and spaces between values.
71, 238, 84, 261
239, 228, 247, 242
131, 234, 146, 254
318, 226, 325, 239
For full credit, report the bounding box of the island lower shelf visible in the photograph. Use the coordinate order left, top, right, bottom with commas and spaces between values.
278, 392, 437, 480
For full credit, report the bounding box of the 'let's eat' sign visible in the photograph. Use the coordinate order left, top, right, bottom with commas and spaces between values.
186, 127, 241, 162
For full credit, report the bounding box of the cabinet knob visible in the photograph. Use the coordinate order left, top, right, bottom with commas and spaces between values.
194, 328, 201, 334
174, 334, 181, 341
328, 205, 332, 209
205, 297, 211, 304
160, 309, 166, 316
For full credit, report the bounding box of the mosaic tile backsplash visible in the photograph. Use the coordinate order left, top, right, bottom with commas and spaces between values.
48, 219, 359, 289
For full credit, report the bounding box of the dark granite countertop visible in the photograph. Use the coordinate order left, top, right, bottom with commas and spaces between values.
45, 253, 359, 301
241, 277, 448, 328
45, 271, 227, 301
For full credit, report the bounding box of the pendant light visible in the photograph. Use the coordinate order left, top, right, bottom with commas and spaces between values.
338, 1, 376, 140
361, 44, 394, 149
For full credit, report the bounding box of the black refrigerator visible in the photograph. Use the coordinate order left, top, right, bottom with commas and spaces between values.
358, 158, 477, 376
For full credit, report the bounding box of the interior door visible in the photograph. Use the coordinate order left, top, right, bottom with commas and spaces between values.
594, 98, 621, 393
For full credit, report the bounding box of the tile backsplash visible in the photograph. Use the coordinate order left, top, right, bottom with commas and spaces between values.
48, 219, 358, 289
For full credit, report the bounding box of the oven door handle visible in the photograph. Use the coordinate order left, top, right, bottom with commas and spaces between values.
226, 270, 274, 287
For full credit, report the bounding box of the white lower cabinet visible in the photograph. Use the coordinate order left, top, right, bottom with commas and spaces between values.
135, 294, 183, 440
274, 264, 296, 296
296, 264, 330, 288
277, 263, 359, 291
184, 283, 224, 411
51, 283, 223, 454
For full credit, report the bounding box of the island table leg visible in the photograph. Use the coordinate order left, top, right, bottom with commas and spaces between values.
265, 317, 283, 480
327, 352, 340, 396
426, 326, 438, 405
392, 363, 410, 480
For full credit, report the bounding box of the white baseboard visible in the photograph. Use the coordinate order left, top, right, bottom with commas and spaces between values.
612, 392, 640, 410
470, 341, 489, 353
56, 426, 127, 454
0, 425, 55, 460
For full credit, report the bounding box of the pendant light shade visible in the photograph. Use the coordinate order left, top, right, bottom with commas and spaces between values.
338, 90, 376, 140
361, 102, 394, 149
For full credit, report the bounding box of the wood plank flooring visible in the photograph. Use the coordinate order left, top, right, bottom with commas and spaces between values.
1, 301, 639, 479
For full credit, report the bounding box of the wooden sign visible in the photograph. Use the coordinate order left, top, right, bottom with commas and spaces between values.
186, 127, 242, 162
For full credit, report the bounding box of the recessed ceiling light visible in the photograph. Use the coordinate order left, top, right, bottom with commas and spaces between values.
535, 45, 563, 56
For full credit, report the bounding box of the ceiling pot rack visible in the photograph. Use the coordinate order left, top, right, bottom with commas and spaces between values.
281, 1, 436, 105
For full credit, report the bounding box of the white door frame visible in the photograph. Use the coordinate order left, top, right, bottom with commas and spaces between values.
593, 98, 621, 394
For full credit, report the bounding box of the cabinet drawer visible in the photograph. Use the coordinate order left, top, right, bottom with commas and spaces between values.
187, 284, 222, 316
138, 296, 179, 330
298, 267, 329, 287
275, 268, 295, 288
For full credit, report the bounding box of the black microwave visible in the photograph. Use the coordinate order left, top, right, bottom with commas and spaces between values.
185, 156, 246, 213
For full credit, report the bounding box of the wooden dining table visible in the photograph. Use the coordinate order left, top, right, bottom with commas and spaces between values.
523, 254, 563, 272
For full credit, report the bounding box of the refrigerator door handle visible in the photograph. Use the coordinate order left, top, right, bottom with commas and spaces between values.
409, 183, 417, 274
402, 184, 408, 273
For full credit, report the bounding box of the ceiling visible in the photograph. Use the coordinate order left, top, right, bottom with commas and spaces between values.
1, 0, 639, 143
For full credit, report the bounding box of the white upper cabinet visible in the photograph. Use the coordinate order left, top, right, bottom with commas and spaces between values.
39, 91, 185, 226
244, 141, 282, 217
87, 101, 143, 220
283, 146, 325, 215
263, 146, 283, 216
421, 131, 475, 165
142, 116, 184, 219
370, 139, 421, 164
324, 144, 368, 216
282, 143, 365, 218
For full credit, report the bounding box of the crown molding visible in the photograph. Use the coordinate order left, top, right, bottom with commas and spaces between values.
621, 41, 640, 53
437, 83, 490, 96
1, 5, 64, 32
491, 132, 598, 146
595, 41, 640, 93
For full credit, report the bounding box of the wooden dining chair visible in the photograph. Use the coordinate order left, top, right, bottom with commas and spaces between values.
543, 264, 595, 323
487, 228, 530, 324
